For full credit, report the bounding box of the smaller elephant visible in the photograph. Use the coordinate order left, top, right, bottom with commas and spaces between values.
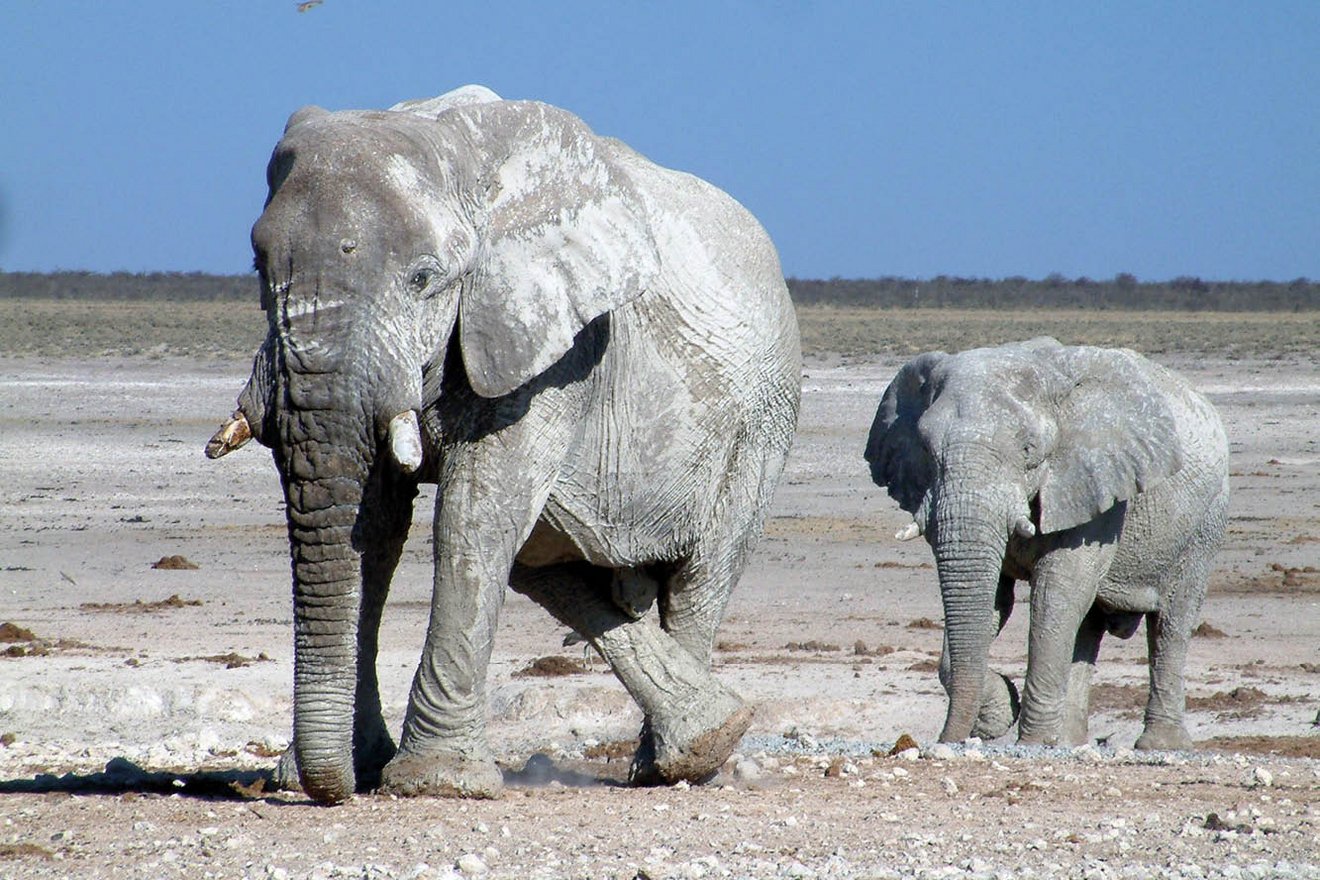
865, 338, 1229, 749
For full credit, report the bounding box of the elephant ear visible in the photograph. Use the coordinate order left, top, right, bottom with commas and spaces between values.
1036, 346, 1183, 534
456, 101, 661, 398
865, 352, 946, 514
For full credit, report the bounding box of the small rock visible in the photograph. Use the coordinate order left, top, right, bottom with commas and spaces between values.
942, 778, 959, 795
1073, 744, 1103, 762
926, 743, 956, 761
456, 853, 488, 875
895, 747, 919, 762
1253, 767, 1274, 787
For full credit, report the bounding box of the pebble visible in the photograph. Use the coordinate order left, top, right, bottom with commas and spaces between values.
1253, 767, 1274, 787
456, 852, 488, 875
926, 743, 956, 761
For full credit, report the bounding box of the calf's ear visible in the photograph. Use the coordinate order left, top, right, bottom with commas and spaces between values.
866, 352, 946, 515
1036, 346, 1182, 534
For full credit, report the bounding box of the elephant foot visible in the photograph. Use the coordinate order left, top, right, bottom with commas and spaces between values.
1016, 731, 1060, 747
970, 672, 1020, 741
629, 694, 753, 786
266, 730, 397, 794
379, 748, 503, 799
1134, 721, 1192, 752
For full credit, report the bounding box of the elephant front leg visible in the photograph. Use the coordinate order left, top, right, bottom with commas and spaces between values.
1060, 606, 1108, 746
512, 562, 752, 785
1019, 550, 1105, 745
380, 474, 547, 799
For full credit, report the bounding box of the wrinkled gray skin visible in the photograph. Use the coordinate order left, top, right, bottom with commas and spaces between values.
865, 338, 1228, 749
209, 86, 801, 803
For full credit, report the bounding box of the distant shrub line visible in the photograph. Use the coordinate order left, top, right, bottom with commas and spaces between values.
787, 274, 1318, 312
1, 270, 1316, 311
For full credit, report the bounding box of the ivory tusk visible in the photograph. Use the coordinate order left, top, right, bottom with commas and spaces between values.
387, 410, 424, 474
895, 521, 922, 542
204, 411, 252, 459
1013, 516, 1037, 539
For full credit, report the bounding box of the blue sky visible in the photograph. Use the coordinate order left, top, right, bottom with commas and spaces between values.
2, 2, 1316, 281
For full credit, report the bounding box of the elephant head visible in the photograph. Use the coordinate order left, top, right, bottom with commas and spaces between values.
208, 86, 660, 802
864, 337, 1183, 742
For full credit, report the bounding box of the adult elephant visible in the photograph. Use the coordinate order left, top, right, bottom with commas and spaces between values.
865, 338, 1228, 750
206, 85, 801, 803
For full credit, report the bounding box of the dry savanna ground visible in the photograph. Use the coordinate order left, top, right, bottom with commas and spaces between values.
0, 299, 1317, 879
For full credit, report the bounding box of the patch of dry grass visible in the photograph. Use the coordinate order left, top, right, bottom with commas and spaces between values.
2, 298, 1315, 359
794, 305, 1319, 358
0, 299, 266, 358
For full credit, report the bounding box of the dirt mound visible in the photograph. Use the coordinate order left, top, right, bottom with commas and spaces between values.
513, 655, 590, 678
151, 555, 200, 570
80, 594, 203, 613
0, 622, 37, 642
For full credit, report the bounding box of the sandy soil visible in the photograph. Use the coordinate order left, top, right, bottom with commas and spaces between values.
0, 350, 1317, 879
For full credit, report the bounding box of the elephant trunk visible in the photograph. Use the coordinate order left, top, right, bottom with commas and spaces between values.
279, 367, 375, 804
930, 483, 1011, 743
274, 307, 425, 803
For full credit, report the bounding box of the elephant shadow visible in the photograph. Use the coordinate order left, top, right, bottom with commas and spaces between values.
0, 753, 627, 800
0, 756, 280, 803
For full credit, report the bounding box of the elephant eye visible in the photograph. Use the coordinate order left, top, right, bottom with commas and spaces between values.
408, 268, 434, 292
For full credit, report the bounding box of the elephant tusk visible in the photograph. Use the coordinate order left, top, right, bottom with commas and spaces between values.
387, 410, 424, 474
1012, 516, 1037, 539
204, 411, 252, 459
895, 521, 923, 542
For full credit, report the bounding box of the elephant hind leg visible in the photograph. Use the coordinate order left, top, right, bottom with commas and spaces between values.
1133, 608, 1195, 751
1135, 507, 1222, 752
511, 562, 750, 785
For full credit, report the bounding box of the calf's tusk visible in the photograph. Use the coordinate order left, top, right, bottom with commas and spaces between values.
205, 411, 252, 459
388, 410, 424, 474
895, 521, 922, 542
1012, 516, 1037, 539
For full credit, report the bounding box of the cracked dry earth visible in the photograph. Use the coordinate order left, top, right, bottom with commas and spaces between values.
1, 352, 1317, 879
